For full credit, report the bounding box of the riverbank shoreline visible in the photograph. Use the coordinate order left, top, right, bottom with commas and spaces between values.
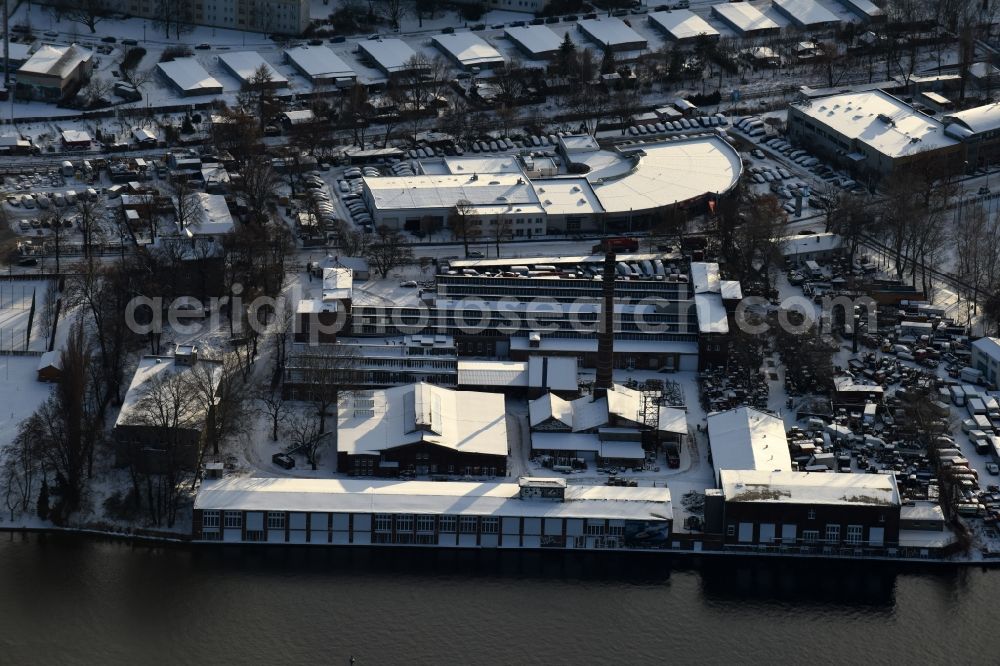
4, 525, 999, 568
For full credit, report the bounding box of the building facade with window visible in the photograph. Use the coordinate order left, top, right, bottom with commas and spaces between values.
35, 0, 310, 35
193, 476, 673, 550
710, 470, 902, 554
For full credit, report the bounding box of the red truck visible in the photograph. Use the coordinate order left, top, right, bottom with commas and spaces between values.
592, 237, 639, 253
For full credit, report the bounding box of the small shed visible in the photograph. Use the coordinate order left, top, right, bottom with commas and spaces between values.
37, 350, 63, 382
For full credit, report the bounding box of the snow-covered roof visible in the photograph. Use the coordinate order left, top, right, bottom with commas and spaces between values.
720, 280, 742, 301
534, 178, 604, 215
337, 383, 508, 457
606, 384, 688, 434
594, 138, 741, 213
218, 51, 288, 86
945, 102, 1000, 136
180, 192, 234, 237
708, 407, 791, 483
357, 39, 419, 74
195, 476, 672, 522
285, 45, 355, 81
322, 267, 353, 301
773, 0, 842, 27
972, 337, 1000, 360
648, 10, 720, 41
577, 18, 648, 49
461, 357, 576, 391
527, 356, 577, 391
900, 501, 945, 522
364, 172, 538, 212
115, 355, 222, 428
61, 129, 92, 144
529, 393, 608, 432
504, 25, 564, 58
37, 350, 62, 371
694, 293, 729, 334
690, 261, 721, 294
838, 0, 882, 19
17, 43, 92, 78
156, 58, 223, 95
793, 90, 959, 159
834, 376, 884, 394
711, 3, 780, 34
720, 470, 901, 506
781, 232, 843, 256
431, 33, 505, 68
969, 62, 1000, 79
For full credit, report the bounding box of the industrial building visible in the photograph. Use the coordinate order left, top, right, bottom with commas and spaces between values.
710, 3, 780, 37
431, 33, 505, 70
781, 233, 844, 266
971, 337, 1000, 385
772, 0, 842, 30
15, 43, 93, 101
457, 356, 579, 396
358, 136, 741, 233
944, 103, 1000, 170
113, 346, 223, 473
193, 476, 673, 550
336, 383, 509, 477
707, 470, 901, 552
356, 39, 421, 76
218, 51, 288, 88
787, 90, 964, 180
156, 58, 224, 97
707, 407, 792, 485
529, 383, 688, 467
648, 10, 720, 43
504, 25, 565, 59
577, 18, 648, 52
177, 193, 235, 238
838, 0, 884, 22
284, 45, 357, 85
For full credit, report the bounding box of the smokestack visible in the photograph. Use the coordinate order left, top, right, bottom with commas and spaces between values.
594, 250, 616, 395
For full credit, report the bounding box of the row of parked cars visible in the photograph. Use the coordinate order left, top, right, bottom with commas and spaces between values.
6, 189, 86, 210
628, 114, 728, 137
340, 167, 373, 231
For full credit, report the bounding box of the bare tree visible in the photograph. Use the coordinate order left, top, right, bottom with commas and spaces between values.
237, 64, 276, 132
379, 0, 408, 30
366, 225, 413, 278
284, 412, 330, 471
234, 152, 281, 224
54, 0, 108, 34
258, 387, 288, 442
448, 199, 480, 256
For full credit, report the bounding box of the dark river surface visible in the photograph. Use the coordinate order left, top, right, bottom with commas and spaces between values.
1, 532, 998, 665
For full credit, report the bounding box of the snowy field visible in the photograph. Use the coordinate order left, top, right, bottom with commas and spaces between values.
0, 355, 54, 448
0, 279, 54, 352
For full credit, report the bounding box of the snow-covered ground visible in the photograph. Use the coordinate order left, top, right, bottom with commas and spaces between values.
0, 355, 54, 448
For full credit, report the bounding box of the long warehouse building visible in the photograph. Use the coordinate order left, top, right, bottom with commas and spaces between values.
194, 476, 674, 550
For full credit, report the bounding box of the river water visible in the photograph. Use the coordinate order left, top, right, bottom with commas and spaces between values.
0, 533, 996, 665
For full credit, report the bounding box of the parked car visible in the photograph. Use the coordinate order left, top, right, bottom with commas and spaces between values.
272, 452, 295, 470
